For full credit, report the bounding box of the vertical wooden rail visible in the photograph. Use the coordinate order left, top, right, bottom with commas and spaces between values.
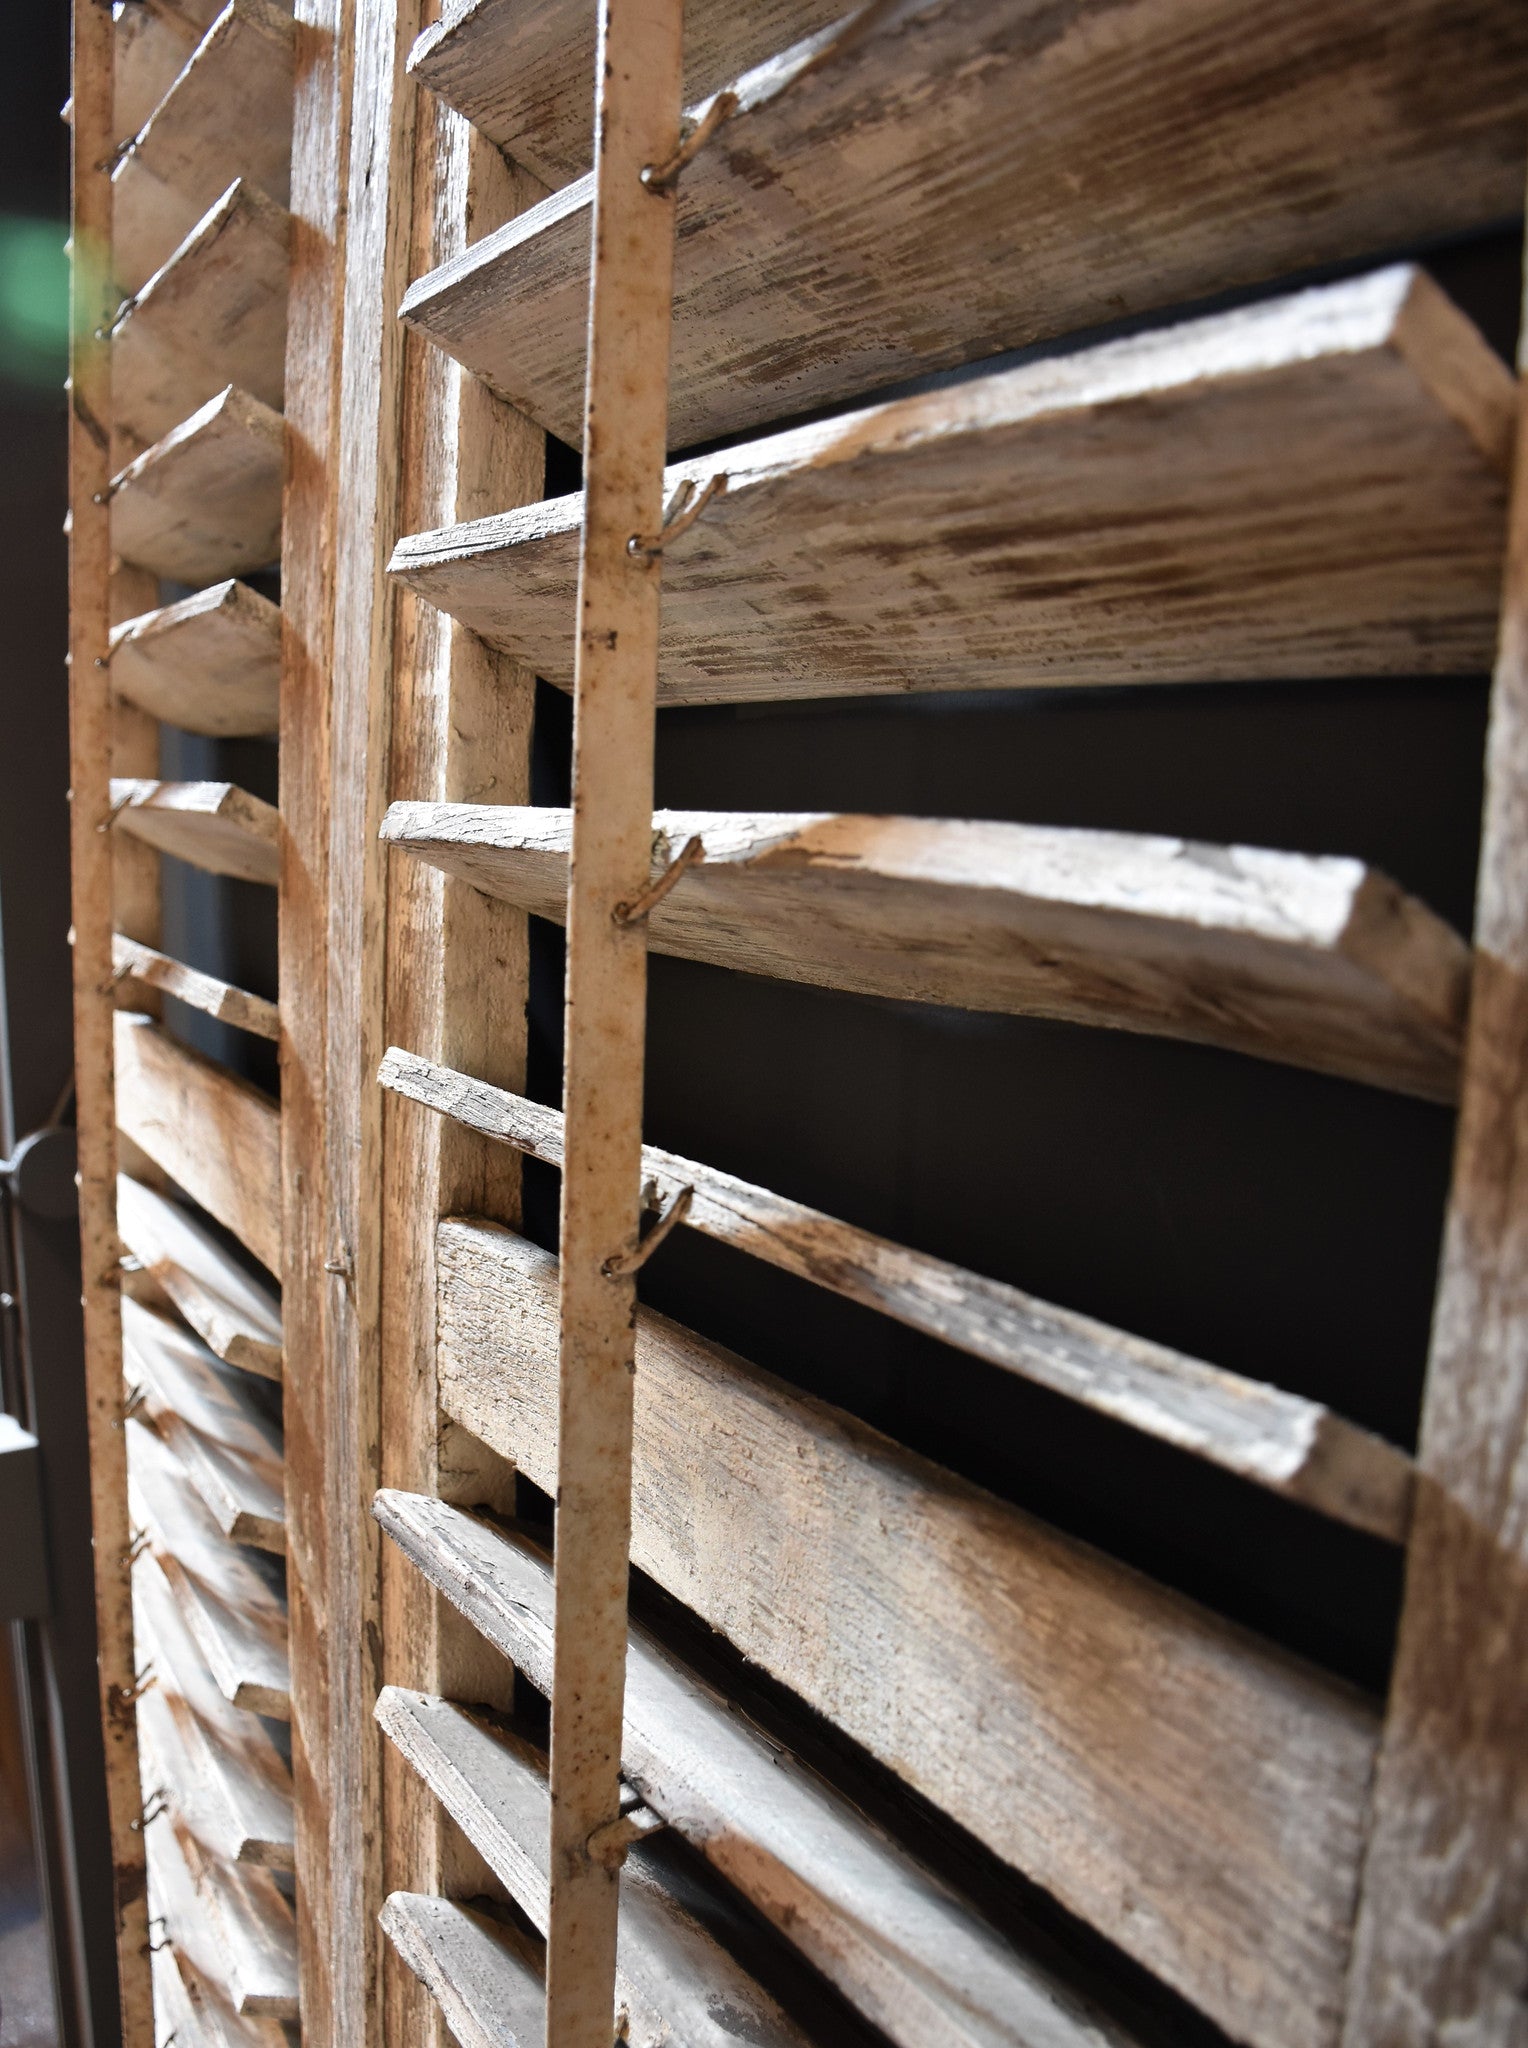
66, 3, 154, 2040
1341, 213, 1528, 2044
546, 2, 684, 2042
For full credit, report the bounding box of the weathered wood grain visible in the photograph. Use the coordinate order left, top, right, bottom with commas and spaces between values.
113, 937, 279, 1041
133, 1551, 294, 1869
111, 778, 281, 885
112, 0, 225, 141
429, 1224, 1379, 2048
382, 806, 1469, 1101
152, 1938, 289, 2048
376, 1672, 1136, 2048
112, 0, 295, 294
391, 267, 1513, 703
407, 0, 839, 185
73, 5, 155, 2032
403, 0, 1528, 449
541, 8, 685, 2044
380, 1052, 1412, 1537
381, 1894, 546, 2048
112, 179, 290, 455
110, 386, 284, 585
114, 1013, 282, 1274
377, 1689, 815, 2048
117, 1174, 282, 1379
111, 581, 281, 739
1339, 231, 1528, 2045
122, 1297, 285, 1551
126, 1416, 290, 1718
146, 1811, 298, 2018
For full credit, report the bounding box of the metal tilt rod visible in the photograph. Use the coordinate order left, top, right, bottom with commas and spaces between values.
545, 3, 685, 2045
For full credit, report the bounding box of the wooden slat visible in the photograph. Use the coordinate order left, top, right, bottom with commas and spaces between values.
112, 178, 290, 455
372, 1683, 1136, 2048
115, 1013, 281, 1277
134, 1551, 295, 1868
382, 806, 1469, 1102
117, 1174, 283, 1380
144, 1810, 299, 2019
428, 1222, 1379, 2048
152, 1942, 289, 2048
111, 778, 281, 885
122, 1296, 285, 1551
1339, 228, 1528, 2044
407, 0, 838, 186
376, 1688, 815, 2048
111, 580, 281, 739
540, 6, 685, 2043
404, 0, 1528, 450
110, 387, 284, 586
112, 0, 224, 140
114, 936, 280, 1041
112, 0, 295, 294
381, 1052, 1412, 1538
381, 1894, 546, 2048
126, 1416, 290, 1718
390, 265, 1513, 705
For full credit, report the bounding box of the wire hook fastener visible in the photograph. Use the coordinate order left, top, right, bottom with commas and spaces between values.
586, 1797, 667, 1870
602, 1184, 694, 1280
95, 786, 136, 834
627, 474, 727, 560
641, 91, 739, 192
613, 835, 704, 927
119, 1661, 157, 1706
131, 1788, 169, 1833
121, 1526, 151, 1571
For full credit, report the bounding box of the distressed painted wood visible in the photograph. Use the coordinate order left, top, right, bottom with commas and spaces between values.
110, 779, 281, 886
383, 807, 1469, 1101
110, 582, 281, 739
427, 1226, 1382, 2048
113, 937, 279, 1041
541, 5, 684, 2044
404, 0, 1528, 449
114, 1013, 282, 1274
1339, 237, 1528, 2045
145, 1812, 298, 2018
152, 1939, 289, 2048
117, 1174, 282, 1380
391, 266, 1513, 705
126, 1417, 290, 1718
381, 1894, 546, 2048
122, 1297, 285, 1551
407, 0, 838, 186
112, 0, 295, 294
112, 178, 290, 454
71, 4, 156, 2033
133, 1552, 294, 1869
110, 387, 284, 586
376, 1689, 814, 2048
381, 1053, 1411, 1537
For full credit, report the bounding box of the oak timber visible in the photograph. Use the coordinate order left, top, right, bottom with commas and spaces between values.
114, 1014, 282, 1274
126, 1416, 290, 1718
112, 0, 295, 295
117, 1174, 283, 1379
146, 1810, 299, 2018
133, 1551, 295, 1868
121, 1296, 285, 1551
407, 0, 839, 185
110, 581, 281, 738
381, 1052, 1412, 1537
111, 179, 290, 454
429, 1224, 1378, 2048
391, 267, 1514, 702
403, 0, 1528, 449
1339, 239, 1528, 2043
376, 1689, 813, 2048
375, 1497, 1152, 2048
381, 1894, 546, 2048
541, 7, 686, 2043
382, 808, 1469, 1101
110, 778, 281, 885
109, 387, 285, 585
113, 936, 279, 1041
